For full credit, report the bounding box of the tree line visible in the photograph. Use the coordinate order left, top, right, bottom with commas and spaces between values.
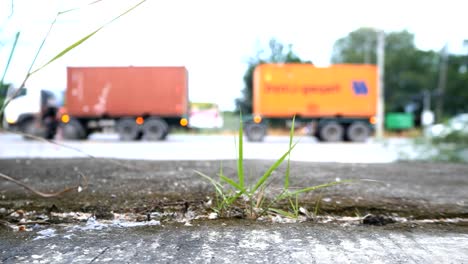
236, 28, 468, 124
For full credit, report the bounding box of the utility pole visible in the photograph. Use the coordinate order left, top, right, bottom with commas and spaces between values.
435, 44, 448, 122
376, 30, 385, 139
421, 90, 434, 138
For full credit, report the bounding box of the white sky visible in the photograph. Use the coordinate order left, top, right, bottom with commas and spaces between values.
1, 0, 467, 110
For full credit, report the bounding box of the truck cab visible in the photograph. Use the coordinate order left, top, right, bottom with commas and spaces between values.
3, 87, 59, 139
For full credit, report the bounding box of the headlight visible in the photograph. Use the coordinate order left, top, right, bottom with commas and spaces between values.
6, 116, 18, 124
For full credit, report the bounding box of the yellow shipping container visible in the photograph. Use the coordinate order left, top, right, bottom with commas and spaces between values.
253, 64, 377, 118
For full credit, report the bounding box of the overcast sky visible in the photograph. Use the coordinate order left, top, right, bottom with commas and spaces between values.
1, 0, 467, 110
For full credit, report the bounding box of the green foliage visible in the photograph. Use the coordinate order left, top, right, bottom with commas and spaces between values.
429, 127, 468, 162
235, 39, 312, 114
444, 54, 468, 115
196, 116, 351, 220
0, 82, 8, 120
0, 82, 8, 97
332, 27, 468, 120
332, 28, 437, 113
331, 27, 379, 64
403, 130, 468, 163
385, 46, 438, 114
432, 130, 468, 145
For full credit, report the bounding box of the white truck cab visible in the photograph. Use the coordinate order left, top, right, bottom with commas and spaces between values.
3, 87, 59, 139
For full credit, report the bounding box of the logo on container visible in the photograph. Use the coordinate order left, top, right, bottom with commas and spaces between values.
352, 81, 368, 95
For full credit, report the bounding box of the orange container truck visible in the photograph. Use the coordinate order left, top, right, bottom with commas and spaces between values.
245, 63, 378, 142
59, 66, 189, 140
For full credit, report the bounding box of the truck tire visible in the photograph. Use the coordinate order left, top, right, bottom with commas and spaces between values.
21, 118, 47, 140
346, 122, 370, 142
245, 123, 267, 142
318, 122, 343, 142
43, 116, 57, 139
142, 118, 168, 141
117, 118, 140, 141
62, 119, 86, 140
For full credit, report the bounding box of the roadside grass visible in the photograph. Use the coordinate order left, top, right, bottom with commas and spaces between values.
398, 130, 468, 163
428, 131, 468, 162
195, 115, 352, 220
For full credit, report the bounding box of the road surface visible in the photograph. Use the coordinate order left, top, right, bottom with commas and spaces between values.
0, 132, 413, 163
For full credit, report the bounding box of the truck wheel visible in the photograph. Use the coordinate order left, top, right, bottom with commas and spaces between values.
62, 119, 86, 140
117, 118, 140, 141
21, 118, 47, 140
318, 122, 343, 142
346, 122, 370, 142
142, 118, 168, 141
43, 116, 58, 139
245, 123, 267, 142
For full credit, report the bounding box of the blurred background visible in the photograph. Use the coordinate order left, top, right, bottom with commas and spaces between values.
0, 0, 467, 162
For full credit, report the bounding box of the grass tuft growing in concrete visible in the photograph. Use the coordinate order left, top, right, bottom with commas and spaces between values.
196, 115, 351, 220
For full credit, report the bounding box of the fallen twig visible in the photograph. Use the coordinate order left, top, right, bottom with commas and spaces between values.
0, 170, 87, 198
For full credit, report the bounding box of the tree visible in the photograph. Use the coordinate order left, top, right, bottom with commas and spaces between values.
443, 54, 468, 115
331, 27, 378, 64
235, 39, 312, 114
332, 28, 440, 118
0, 81, 8, 106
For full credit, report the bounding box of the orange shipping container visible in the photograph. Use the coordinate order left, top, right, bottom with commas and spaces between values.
253, 64, 377, 118
66, 66, 188, 117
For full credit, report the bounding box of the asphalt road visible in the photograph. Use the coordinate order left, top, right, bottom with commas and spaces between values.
0, 132, 412, 163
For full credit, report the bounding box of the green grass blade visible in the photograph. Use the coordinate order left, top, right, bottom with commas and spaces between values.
1, 32, 20, 84
288, 197, 296, 211
238, 112, 244, 188
285, 115, 295, 190
218, 160, 224, 179
216, 161, 225, 209
220, 175, 246, 193
295, 194, 299, 216
194, 170, 225, 198
251, 142, 298, 195
29, 0, 146, 75
269, 208, 296, 218
314, 191, 323, 217
289, 179, 354, 196
265, 190, 287, 210
30, 28, 101, 75
256, 187, 268, 210
226, 191, 243, 206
